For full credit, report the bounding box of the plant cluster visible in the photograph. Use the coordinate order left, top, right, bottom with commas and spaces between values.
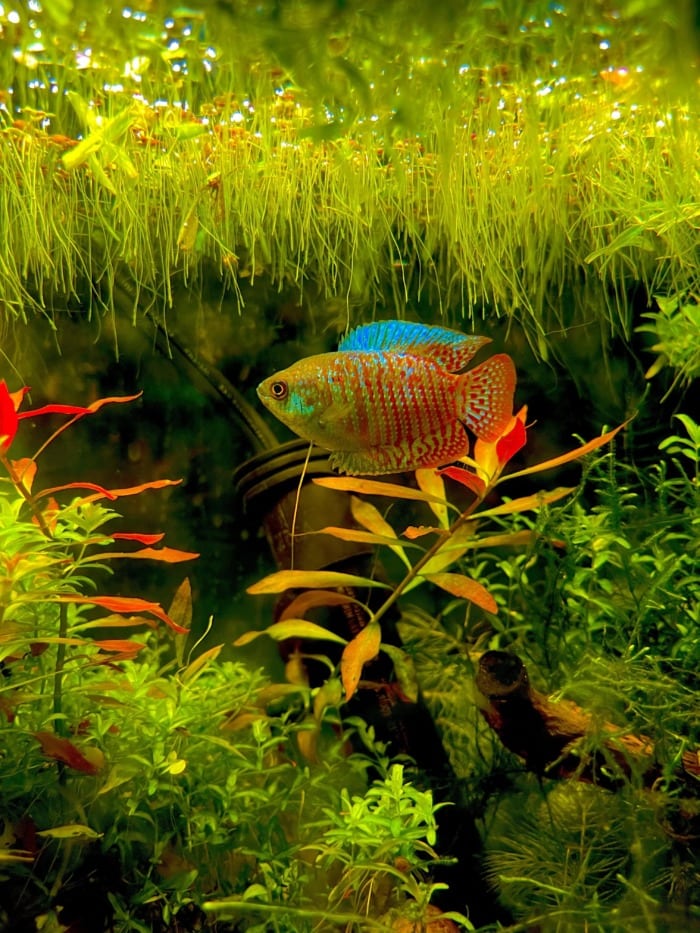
0, 1, 698, 357
244, 406, 699, 930
0, 383, 465, 931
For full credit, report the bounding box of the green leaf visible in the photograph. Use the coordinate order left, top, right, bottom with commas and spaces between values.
247, 569, 390, 595
233, 619, 348, 647
37, 824, 103, 840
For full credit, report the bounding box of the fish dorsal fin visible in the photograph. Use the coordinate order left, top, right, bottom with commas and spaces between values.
338, 320, 490, 371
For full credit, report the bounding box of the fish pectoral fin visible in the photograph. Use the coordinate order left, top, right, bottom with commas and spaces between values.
318, 400, 352, 427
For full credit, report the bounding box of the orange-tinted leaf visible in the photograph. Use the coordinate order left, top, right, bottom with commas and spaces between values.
313, 476, 451, 507
423, 572, 498, 614
92, 639, 146, 657
112, 532, 165, 545
8, 385, 30, 410
402, 525, 444, 540
247, 569, 390, 595
279, 589, 359, 621
477, 486, 575, 518
55, 595, 189, 633
296, 726, 320, 764
84, 546, 199, 563
79, 479, 183, 503
86, 392, 142, 413
315, 526, 399, 547
350, 496, 412, 567
404, 523, 476, 590
502, 423, 627, 483
340, 621, 381, 700
234, 619, 348, 647
33, 732, 102, 774
37, 481, 117, 500
415, 469, 450, 529
10, 458, 37, 491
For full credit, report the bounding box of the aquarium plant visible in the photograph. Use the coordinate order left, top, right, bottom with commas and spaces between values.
0, 0, 698, 930
0, 0, 698, 362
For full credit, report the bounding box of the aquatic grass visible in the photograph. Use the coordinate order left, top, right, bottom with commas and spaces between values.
0, 2, 697, 355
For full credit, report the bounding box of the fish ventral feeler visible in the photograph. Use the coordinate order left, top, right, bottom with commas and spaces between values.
257, 320, 516, 475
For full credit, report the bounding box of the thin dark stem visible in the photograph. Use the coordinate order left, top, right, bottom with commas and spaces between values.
370, 493, 484, 627
53, 602, 69, 782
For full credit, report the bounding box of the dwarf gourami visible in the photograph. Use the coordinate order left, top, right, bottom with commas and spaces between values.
257, 320, 516, 475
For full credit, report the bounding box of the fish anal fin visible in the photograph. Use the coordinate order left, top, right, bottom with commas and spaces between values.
338, 320, 490, 371
458, 354, 517, 442
329, 421, 469, 475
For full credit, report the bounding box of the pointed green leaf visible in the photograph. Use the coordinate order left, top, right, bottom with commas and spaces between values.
234, 619, 348, 647
247, 569, 390, 595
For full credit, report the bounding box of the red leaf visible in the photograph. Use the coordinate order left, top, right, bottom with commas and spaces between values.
33, 731, 102, 774
0, 380, 19, 450
55, 595, 189, 634
112, 532, 165, 545
92, 639, 146, 660
18, 403, 92, 420
496, 416, 527, 464
37, 481, 117, 500
440, 465, 486, 495
79, 479, 183, 503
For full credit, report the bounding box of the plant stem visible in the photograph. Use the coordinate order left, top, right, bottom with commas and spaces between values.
0, 454, 53, 538
53, 601, 69, 783
370, 493, 484, 628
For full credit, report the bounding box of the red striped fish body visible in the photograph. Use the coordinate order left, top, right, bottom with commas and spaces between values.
257, 321, 516, 475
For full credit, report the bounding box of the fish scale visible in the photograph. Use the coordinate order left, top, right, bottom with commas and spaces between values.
257, 320, 516, 475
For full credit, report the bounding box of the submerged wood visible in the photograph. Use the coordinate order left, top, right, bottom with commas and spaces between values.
475, 650, 699, 796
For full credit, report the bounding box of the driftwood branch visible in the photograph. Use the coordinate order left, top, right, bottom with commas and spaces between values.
475, 650, 699, 797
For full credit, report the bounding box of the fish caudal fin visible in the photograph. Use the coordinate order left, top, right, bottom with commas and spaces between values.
458, 354, 516, 442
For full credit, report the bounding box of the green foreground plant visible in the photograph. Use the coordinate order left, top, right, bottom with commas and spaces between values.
0, 382, 464, 931
244, 410, 700, 930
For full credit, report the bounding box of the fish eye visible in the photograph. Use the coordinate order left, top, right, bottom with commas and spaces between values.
270, 380, 288, 400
